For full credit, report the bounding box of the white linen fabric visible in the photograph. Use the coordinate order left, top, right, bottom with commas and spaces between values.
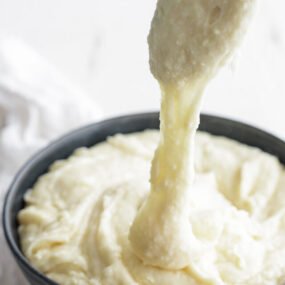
0, 37, 101, 285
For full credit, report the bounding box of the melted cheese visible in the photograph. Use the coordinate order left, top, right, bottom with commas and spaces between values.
129, 0, 257, 271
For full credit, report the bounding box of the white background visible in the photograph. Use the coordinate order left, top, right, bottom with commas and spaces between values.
0, 0, 284, 284
0, 0, 284, 138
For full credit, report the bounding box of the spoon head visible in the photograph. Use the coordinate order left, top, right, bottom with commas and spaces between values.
148, 0, 257, 85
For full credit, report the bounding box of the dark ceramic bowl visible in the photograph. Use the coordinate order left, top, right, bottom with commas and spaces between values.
3, 112, 285, 285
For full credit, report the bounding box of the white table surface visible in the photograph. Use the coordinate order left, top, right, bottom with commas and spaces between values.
0, 0, 285, 284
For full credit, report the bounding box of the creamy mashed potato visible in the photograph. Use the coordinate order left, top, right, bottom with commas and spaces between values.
148, 0, 257, 85
19, 130, 285, 285
18, 0, 285, 284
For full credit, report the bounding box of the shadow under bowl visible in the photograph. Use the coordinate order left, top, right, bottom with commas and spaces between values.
3, 112, 285, 284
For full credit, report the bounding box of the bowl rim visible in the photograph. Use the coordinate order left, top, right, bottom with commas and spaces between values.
2, 111, 285, 284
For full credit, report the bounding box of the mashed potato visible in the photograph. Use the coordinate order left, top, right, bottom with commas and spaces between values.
19, 130, 285, 284
19, 0, 285, 284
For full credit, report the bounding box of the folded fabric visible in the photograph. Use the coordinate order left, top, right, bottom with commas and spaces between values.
0, 37, 102, 285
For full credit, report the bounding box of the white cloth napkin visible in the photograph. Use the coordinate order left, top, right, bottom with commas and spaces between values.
0, 37, 102, 285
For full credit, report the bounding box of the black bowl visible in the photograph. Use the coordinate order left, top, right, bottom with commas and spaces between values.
3, 112, 285, 285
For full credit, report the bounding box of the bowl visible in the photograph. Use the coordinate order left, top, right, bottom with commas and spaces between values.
3, 112, 285, 285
